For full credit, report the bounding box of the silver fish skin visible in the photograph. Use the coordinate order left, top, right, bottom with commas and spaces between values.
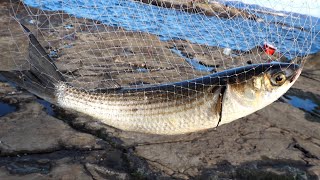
55, 64, 301, 134
1, 24, 302, 135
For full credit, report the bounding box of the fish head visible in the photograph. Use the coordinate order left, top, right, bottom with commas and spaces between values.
221, 63, 301, 124
251, 63, 301, 101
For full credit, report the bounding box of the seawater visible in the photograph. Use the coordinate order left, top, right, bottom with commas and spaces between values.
23, 0, 320, 59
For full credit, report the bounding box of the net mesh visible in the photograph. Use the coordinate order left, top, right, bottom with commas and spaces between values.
5, 0, 319, 90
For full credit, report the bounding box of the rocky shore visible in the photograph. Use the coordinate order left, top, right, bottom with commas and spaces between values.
134, 0, 259, 20
0, 0, 320, 179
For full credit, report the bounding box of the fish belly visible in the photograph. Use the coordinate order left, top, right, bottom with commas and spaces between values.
56, 83, 220, 135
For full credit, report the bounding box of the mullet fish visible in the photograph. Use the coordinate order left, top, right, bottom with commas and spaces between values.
1, 24, 301, 135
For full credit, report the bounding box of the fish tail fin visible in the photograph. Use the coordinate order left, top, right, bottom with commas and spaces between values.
0, 23, 65, 102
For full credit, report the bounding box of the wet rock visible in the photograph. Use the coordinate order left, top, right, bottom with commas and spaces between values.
130, 102, 320, 178
135, 0, 259, 20
48, 81, 320, 178
168, 40, 289, 73
0, 0, 319, 179
0, 101, 104, 155
85, 163, 129, 180
0, 142, 136, 179
198, 159, 313, 179
0, 150, 106, 180
0, 86, 37, 105
0, 167, 46, 180
308, 166, 320, 178
0, 81, 16, 95
48, 164, 92, 180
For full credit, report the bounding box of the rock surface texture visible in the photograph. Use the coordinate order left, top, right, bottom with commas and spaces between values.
0, 0, 319, 179
134, 0, 258, 20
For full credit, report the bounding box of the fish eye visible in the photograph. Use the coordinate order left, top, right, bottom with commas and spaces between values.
271, 72, 286, 86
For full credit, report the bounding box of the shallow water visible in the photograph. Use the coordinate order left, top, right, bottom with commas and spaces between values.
136, 68, 148, 73
286, 95, 318, 112
283, 95, 319, 115
23, 0, 320, 59
36, 99, 55, 116
0, 102, 17, 117
0, 75, 18, 117
0, 74, 7, 82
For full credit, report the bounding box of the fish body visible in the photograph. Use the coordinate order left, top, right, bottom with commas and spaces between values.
55, 64, 300, 134
1, 24, 301, 135
56, 82, 220, 134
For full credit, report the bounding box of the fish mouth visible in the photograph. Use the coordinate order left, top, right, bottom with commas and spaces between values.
290, 68, 302, 83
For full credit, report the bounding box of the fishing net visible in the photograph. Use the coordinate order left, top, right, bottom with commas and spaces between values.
5, 0, 319, 90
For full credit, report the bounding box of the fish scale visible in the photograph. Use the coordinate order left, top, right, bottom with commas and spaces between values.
56, 83, 221, 134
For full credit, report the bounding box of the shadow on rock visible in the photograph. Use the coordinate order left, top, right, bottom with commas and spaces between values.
198, 159, 316, 180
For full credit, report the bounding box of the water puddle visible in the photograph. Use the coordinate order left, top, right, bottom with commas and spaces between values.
62, 44, 73, 49
202, 159, 312, 179
7, 161, 51, 175
171, 48, 215, 72
282, 95, 320, 117
0, 102, 17, 117
48, 50, 59, 58
64, 24, 74, 29
136, 68, 148, 73
0, 99, 55, 118
1, 73, 56, 117
281, 88, 320, 120
0, 74, 7, 82
36, 99, 55, 116
0, 97, 56, 118
0, 75, 18, 117
285, 96, 318, 112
